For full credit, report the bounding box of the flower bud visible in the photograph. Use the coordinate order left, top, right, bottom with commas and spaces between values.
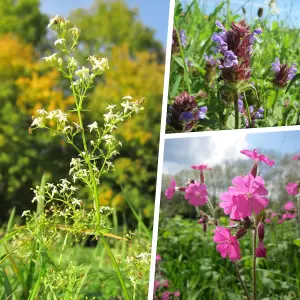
255, 241, 266, 257
257, 222, 265, 241
235, 228, 247, 239
257, 7, 264, 18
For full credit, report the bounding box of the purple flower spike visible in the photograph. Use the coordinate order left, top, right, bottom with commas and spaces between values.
255, 108, 264, 119
249, 106, 254, 113
238, 95, 244, 113
215, 20, 226, 31
272, 58, 298, 87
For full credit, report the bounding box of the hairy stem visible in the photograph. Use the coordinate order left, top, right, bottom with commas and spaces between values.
252, 228, 257, 300
234, 92, 239, 129
233, 261, 251, 300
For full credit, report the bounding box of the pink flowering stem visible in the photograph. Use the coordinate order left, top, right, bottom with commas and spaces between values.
233, 261, 251, 300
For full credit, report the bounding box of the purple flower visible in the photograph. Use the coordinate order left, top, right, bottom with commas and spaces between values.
272, 58, 297, 87
254, 108, 264, 119
179, 111, 194, 122
238, 95, 244, 113
180, 29, 187, 47
215, 20, 226, 31
271, 58, 281, 73
197, 106, 207, 120
211, 20, 261, 82
222, 50, 238, 68
204, 54, 217, 66
249, 27, 263, 44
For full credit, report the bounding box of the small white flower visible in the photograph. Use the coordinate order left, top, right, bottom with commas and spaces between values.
87, 121, 98, 132
106, 104, 116, 110
75, 66, 90, 81
21, 210, 31, 217
69, 25, 80, 37
68, 57, 78, 69
88, 56, 109, 72
122, 95, 133, 101
62, 126, 72, 134
54, 38, 66, 46
37, 108, 48, 116
103, 110, 114, 122
31, 117, 43, 127
121, 100, 132, 113
72, 198, 82, 206
43, 53, 58, 64
48, 15, 60, 28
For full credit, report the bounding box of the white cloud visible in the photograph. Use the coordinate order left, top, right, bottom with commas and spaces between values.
163, 131, 249, 174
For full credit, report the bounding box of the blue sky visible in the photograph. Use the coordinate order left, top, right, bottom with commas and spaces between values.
182, 0, 300, 28
163, 129, 300, 174
40, 0, 170, 46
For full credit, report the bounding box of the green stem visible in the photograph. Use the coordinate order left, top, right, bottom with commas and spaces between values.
253, 228, 257, 300
207, 198, 218, 226
234, 93, 239, 129
272, 90, 280, 117
233, 261, 251, 300
175, 27, 191, 93
101, 234, 130, 300
243, 92, 252, 128
70, 79, 130, 299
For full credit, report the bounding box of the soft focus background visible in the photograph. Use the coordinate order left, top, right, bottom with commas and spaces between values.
0, 0, 169, 226
156, 129, 300, 299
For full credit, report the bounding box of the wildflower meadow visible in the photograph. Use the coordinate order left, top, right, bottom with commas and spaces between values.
156, 131, 300, 299
0, 0, 168, 299
167, 0, 300, 132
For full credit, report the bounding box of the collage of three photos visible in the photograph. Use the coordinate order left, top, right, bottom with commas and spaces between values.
0, 0, 299, 299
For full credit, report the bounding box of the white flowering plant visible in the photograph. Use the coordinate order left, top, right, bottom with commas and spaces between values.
1, 15, 149, 299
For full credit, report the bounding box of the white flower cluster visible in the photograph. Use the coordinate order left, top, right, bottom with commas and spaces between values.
266, 0, 280, 15
88, 56, 109, 74
31, 109, 68, 129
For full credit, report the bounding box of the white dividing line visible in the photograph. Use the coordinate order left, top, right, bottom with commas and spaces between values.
147, 0, 175, 299
164, 124, 300, 140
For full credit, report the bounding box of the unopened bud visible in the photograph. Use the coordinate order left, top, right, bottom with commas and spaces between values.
242, 7, 246, 14
243, 216, 252, 229
257, 7, 264, 18
235, 228, 247, 239
250, 163, 258, 177
257, 222, 265, 241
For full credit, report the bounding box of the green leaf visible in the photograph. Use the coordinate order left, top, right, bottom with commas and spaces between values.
293, 238, 300, 247
170, 75, 182, 98
173, 56, 184, 69
0, 268, 13, 299
286, 73, 300, 94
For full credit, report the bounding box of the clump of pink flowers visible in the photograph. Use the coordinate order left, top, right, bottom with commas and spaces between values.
153, 254, 180, 300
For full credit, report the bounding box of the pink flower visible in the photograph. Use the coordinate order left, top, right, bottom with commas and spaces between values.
278, 219, 283, 224
191, 164, 211, 170
284, 201, 296, 211
286, 182, 298, 195
184, 182, 208, 206
164, 178, 176, 200
174, 291, 180, 297
292, 153, 300, 160
154, 280, 160, 291
240, 149, 275, 166
156, 254, 161, 262
163, 280, 169, 288
282, 213, 297, 220
265, 218, 271, 224
213, 226, 241, 261
219, 174, 269, 220
162, 291, 171, 300
255, 241, 266, 257
271, 212, 278, 218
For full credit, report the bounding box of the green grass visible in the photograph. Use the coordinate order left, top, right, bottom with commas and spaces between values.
156, 215, 300, 299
